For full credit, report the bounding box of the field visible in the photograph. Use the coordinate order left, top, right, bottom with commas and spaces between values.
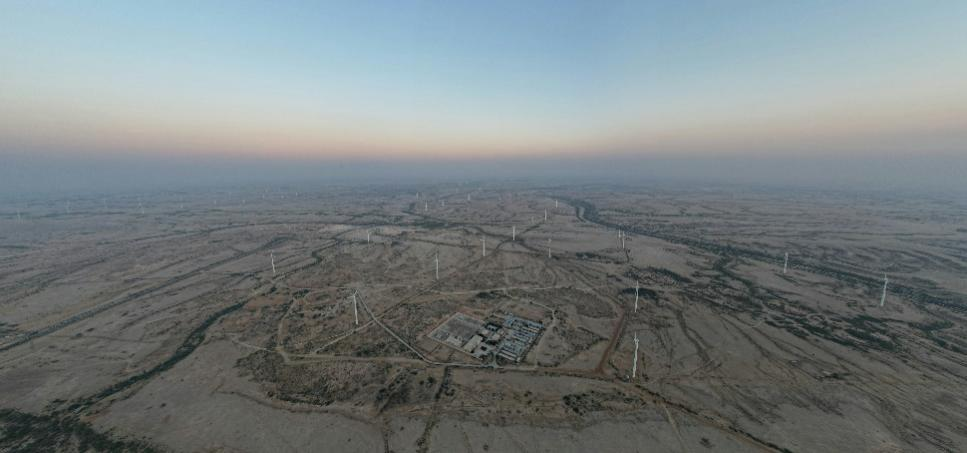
2, 183, 967, 452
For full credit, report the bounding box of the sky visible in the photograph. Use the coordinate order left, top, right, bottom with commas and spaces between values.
1, 1, 966, 192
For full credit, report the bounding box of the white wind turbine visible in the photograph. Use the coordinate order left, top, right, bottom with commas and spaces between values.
632, 331, 640, 379
880, 274, 889, 307
352, 290, 359, 326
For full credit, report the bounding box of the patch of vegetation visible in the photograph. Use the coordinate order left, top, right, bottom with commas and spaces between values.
844, 328, 896, 352
0, 408, 158, 453
0, 321, 18, 336
575, 251, 605, 260
69, 300, 247, 413
562, 390, 635, 415
645, 267, 692, 284
412, 219, 448, 229
562, 393, 604, 415
475, 290, 503, 300
911, 320, 963, 353
374, 371, 411, 412
619, 286, 659, 300
239, 350, 434, 409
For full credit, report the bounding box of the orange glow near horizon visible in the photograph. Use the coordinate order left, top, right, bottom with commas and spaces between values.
2, 2, 966, 162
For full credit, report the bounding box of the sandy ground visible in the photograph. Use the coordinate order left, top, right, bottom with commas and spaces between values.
1, 184, 966, 452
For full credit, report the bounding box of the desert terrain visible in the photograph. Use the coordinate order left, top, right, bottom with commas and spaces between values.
2, 183, 966, 452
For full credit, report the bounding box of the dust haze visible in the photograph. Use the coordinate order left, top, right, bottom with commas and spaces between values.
2, 167, 967, 452
3, 152, 966, 196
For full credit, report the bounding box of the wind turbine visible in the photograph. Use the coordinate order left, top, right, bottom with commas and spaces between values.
632, 332, 640, 379
547, 238, 552, 258
555, 199, 559, 208
367, 230, 371, 243
435, 252, 440, 280
482, 237, 487, 257
783, 252, 789, 274
16, 209, 21, 222
424, 201, 428, 212
352, 291, 359, 326
270, 252, 276, 275
880, 274, 888, 307
512, 225, 516, 241
544, 209, 548, 221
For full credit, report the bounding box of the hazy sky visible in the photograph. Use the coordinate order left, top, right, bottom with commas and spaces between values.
1, 1, 966, 191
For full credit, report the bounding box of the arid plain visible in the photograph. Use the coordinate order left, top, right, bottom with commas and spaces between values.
2, 183, 966, 452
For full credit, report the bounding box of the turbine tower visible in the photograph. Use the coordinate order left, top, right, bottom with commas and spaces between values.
783, 252, 789, 274
547, 238, 552, 258
544, 209, 548, 221
435, 252, 440, 280
512, 225, 516, 241
880, 274, 889, 307
555, 199, 559, 208
424, 201, 428, 212
482, 237, 487, 257
270, 252, 276, 275
352, 291, 359, 326
632, 332, 640, 379
367, 230, 371, 243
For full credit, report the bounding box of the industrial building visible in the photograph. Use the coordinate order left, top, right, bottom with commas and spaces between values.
428, 312, 544, 363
